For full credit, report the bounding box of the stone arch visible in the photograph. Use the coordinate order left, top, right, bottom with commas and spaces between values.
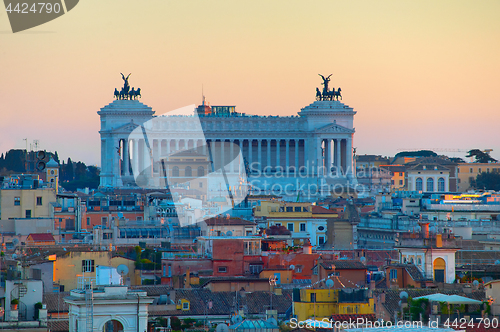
98, 317, 127, 332
433, 257, 446, 283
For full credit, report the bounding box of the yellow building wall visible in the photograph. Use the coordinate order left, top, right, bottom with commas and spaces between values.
457, 163, 500, 192
0, 188, 56, 220
294, 289, 374, 321
54, 251, 138, 290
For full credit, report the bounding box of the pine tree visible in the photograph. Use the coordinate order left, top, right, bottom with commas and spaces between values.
66, 158, 74, 181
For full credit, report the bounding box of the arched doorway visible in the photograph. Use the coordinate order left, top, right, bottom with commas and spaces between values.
433, 258, 446, 283
103, 320, 124, 332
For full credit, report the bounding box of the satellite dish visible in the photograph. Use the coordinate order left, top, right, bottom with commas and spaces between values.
12, 254, 18, 259
12, 238, 19, 245
267, 317, 278, 326
326, 279, 334, 288
117, 264, 129, 276
216, 324, 229, 332
473, 280, 479, 286
220, 232, 225, 236
226, 231, 232, 237
400, 291, 408, 299
289, 265, 295, 270
495, 260, 500, 265
360, 257, 366, 263
231, 315, 243, 324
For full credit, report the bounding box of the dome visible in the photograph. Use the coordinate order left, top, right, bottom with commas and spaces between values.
46, 157, 59, 168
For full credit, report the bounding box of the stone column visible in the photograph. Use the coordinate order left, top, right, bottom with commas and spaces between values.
336, 139, 342, 174
166, 139, 171, 156
123, 139, 130, 176
285, 139, 290, 173
267, 140, 271, 171
175, 139, 179, 152
257, 139, 262, 171
221, 140, 225, 172
248, 140, 253, 169
346, 136, 353, 178
323, 139, 329, 175
143, 139, 150, 175
295, 139, 299, 171
156, 139, 161, 173
133, 139, 139, 175
229, 139, 234, 173
112, 137, 120, 186
304, 138, 310, 174
315, 137, 322, 176
276, 140, 280, 170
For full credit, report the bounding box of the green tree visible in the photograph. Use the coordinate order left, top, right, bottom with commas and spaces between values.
476, 172, 500, 191
65, 158, 74, 181
466, 149, 497, 163
170, 317, 182, 331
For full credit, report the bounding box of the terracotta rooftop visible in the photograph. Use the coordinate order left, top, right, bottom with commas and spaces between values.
28, 233, 55, 242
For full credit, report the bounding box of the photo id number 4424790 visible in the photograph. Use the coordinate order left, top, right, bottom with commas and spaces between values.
6, 2, 62, 14
444, 317, 499, 329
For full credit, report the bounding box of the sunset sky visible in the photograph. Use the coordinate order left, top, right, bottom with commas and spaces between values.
1, 0, 499, 166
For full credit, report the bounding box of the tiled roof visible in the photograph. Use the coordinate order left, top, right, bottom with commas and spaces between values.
205, 217, 256, 226
312, 206, 338, 214
43, 292, 70, 313
129, 285, 173, 296
408, 163, 450, 171
28, 233, 55, 241
47, 320, 69, 332
387, 263, 432, 282
373, 289, 485, 319
320, 260, 367, 270
149, 288, 292, 317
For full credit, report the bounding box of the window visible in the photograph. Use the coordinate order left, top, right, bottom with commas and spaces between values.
417, 258, 422, 265
136, 216, 143, 221
25, 210, 31, 218
287, 223, 294, 232
182, 302, 189, 310
399, 180, 403, 185
184, 166, 192, 177
82, 259, 95, 273
295, 265, 303, 273
197, 166, 205, 176
275, 223, 281, 227
300, 223, 306, 232
479, 168, 482, 173
470, 168, 473, 173
426, 178, 434, 191
14, 197, 20, 206
318, 236, 325, 245
416, 178, 423, 191
218, 266, 227, 273
163, 265, 167, 277
390, 269, 397, 279
101, 217, 108, 226
312, 266, 318, 275
294, 206, 301, 212
86, 217, 90, 226
302, 207, 308, 212
438, 178, 445, 192
36, 197, 42, 206
172, 166, 179, 177
286, 207, 293, 212
318, 226, 325, 231
310, 293, 316, 302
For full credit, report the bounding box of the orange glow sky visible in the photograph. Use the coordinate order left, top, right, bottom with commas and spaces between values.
1, 0, 499, 166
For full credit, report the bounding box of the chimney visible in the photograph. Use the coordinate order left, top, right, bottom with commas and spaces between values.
420, 222, 430, 239
303, 239, 312, 254
185, 268, 191, 289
